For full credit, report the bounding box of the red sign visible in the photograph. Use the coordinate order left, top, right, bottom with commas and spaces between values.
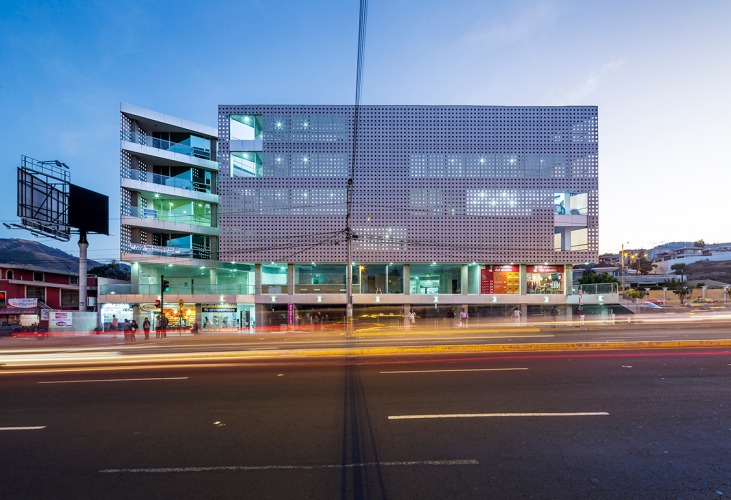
481, 265, 520, 294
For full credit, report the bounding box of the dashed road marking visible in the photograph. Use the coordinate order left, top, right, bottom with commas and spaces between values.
380, 368, 528, 374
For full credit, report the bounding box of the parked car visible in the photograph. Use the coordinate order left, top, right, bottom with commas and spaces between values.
686, 298, 717, 308
642, 301, 663, 309
0, 321, 22, 337
645, 299, 664, 306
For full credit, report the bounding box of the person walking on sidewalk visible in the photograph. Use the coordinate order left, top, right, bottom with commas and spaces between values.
142, 317, 151, 340
512, 307, 521, 325
550, 306, 559, 327
459, 308, 469, 328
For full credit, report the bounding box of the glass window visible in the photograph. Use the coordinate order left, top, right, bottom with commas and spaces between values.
294, 264, 346, 294
261, 264, 288, 294
409, 264, 461, 294
230, 114, 262, 141
526, 265, 564, 294
33, 271, 43, 281
231, 152, 262, 178
352, 263, 404, 294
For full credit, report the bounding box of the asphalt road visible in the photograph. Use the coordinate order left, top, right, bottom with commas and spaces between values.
1, 347, 730, 499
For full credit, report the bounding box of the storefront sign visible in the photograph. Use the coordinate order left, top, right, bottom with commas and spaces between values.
49, 311, 73, 328
8, 298, 38, 308
288, 303, 294, 325
481, 265, 520, 294
527, 265, 564, 274
139, 303, 158, 312
202, 304, 237, 313
0, 308, 39, 315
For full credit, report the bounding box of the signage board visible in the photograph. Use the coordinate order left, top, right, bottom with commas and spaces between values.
49, 311, 73, 328
202, 304, 237, 313
9, 298, 38, 308
481, 265, 520, 294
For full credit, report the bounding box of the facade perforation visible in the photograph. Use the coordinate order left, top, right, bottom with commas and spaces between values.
218, 105, 598, 264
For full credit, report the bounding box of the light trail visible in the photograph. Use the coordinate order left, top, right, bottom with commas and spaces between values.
389, 412, 609, 420
100, 459, 479, 473
380, 367, 528, 374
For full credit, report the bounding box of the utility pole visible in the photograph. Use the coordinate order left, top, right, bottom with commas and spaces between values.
346, 0, 368, 336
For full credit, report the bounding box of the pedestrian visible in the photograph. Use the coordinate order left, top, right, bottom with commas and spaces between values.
192, 320, 200, 335
550, 306, 559, 327
129, 319, 138, 342
142, 317, 150, 340
409, 310, 416, 326
447, 307, 456, 328
111, 314, 119, 332
577, 305, 585, 326
122, 318, 131, 342
512, 307, 521, 325
161, 315, 168, 337
155, 316, 162, 338
459, 308, 469, 328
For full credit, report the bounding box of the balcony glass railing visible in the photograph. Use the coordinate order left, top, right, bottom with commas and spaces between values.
568, 283, 619, 295
123, 132, 212, 160
122, 205, 213, 227
124, 242, 212, 260
100, 283, 256, 295
126, 169, 211, 193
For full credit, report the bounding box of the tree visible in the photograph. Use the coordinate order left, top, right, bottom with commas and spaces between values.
671, 263, 687, 283
694, 239, 706, 248
88, 260, 131, 281
578, 271, 619, 285
664, 278, 691, 304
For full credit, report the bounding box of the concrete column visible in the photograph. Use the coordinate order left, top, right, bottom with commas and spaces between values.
209, 268, 218, 285
403, 264, 410, 295
254, 264, 261, 295
701, 285, 708, 299
519, 265, 526, 295
562, 228, 572, 252
461, 264, 468, 295
565, 265, 573, 295
288, 264, 294, 295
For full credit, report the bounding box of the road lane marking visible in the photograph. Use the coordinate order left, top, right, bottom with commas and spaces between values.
100, 459, 479, 473
389, 412, 609, 420
0, 426, 46, 431
380, 368, 528, 374
38, 377, 188, 384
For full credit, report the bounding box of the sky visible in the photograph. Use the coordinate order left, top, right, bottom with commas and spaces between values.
1, 0, 729, 262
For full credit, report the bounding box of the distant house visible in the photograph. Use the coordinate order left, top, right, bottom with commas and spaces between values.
652, 246, 731, 274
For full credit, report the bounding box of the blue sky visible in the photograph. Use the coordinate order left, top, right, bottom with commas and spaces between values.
1, 0, 729, 261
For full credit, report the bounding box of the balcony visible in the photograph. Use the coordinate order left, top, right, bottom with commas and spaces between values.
124, 132, 211, 159
122, 204, 214, 228
125, 169, 212, 194
124, 242, 212, 260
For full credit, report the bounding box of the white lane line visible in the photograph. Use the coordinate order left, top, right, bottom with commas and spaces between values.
0, 426, 46, 431
381, 368, 528, 374
38, 377, 188, 384
389, 412, 609, 420
100, 459, 479, 473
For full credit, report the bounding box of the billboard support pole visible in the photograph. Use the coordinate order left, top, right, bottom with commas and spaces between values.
78, 230, 88, 312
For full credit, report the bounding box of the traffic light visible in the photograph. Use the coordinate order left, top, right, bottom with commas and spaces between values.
161, 276, 170, 295
154, 299, 161, 308
0, 291, 5, 307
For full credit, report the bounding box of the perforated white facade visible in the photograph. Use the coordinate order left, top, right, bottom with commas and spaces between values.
218, 105, 598, 264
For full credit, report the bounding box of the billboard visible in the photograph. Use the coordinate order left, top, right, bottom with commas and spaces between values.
17, 160, 70, 241
69, 184, 109, 235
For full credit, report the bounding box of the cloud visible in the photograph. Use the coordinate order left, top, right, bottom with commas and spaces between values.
461, 2, 558, 47
553, 59, 625, 103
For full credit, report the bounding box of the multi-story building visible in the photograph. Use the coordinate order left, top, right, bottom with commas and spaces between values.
102, 104, 608, 330
104, 104, 256, 330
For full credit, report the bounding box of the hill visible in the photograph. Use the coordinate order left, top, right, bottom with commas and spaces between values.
0, 238, 103, 274
685, 260, 731, 285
